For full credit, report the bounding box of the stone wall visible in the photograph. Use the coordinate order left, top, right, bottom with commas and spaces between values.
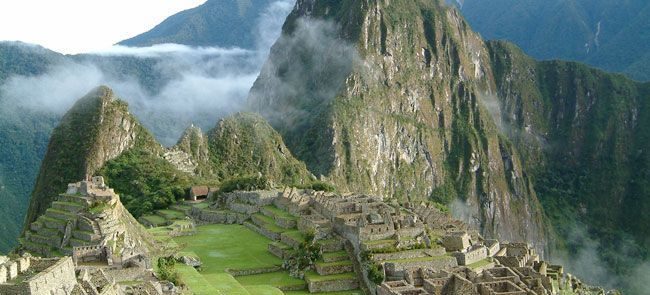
307, 277, 359, 293
442, 232, 470, 251
245, 222, 281, 240
226, 265, 282, 276
486, 240, 500, 257
396, 226, 425, 239
372, 249, 445, 261
455, 246, 488, 266
191, 207, 246, 224
268, 243, 291, 259
384, 255, 458, 272
73, 245, 105, 263
315, 262, 354, 275
359, 223, 395, 241
0, 257, 77, 295
0, 266, 6, 284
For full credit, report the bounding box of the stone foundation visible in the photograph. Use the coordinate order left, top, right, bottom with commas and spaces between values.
307, 277, 359, 292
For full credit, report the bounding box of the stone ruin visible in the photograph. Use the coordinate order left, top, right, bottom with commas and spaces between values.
0, 254, 122, 295
21, 177, 153, 271
190, 186, 611, 295
12, 177, 180, 295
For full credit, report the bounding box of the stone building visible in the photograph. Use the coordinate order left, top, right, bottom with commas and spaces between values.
442, 231, 471, 252
22, 177, 154, 270
453, 245, 488, 266
0, 256, 77, 295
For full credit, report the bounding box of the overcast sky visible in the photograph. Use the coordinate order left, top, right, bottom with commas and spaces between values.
0, 0, 207, 54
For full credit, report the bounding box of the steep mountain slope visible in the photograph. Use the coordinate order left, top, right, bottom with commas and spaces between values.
488, 41, 650, 274
119, 0, 277, 48
24, 86, 162, 226
0, 43, 63, 252
249, 0, 547, 251
454, 0, 650, 81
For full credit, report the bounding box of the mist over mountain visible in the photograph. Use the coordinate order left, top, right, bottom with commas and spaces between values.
452, 0, 650, 81
0, 0, 293, 253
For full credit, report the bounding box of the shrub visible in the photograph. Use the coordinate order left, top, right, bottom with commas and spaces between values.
283, 230, 321, 278
218, 175, 271, 194
291, 180, 336, 192
429, 182, 457, 205
156, 256, 184, 286
367, 263, 384, 285
360, 250, 384, 285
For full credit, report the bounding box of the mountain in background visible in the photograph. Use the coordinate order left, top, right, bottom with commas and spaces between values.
119, 0, 277, 49
0, 43, 63, 252
249, 0, 548, 253
451, 0, 650, 81
248, 0, 649, 293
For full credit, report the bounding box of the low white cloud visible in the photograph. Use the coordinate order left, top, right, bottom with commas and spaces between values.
0, 0, 295, 146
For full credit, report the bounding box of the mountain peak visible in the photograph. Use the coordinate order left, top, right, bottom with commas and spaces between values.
249, 0, 546, 252
23, 86, 159, 228
118, 0, 284, 49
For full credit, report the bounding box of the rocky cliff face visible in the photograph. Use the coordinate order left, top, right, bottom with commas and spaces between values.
24, 86, 161, 227
164, 125, 212, 176
248, 0, 547, 252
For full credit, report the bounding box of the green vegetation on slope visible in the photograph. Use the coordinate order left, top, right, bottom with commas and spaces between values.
488, 40, 650, 293
208, 112, 314, 186
99, 149, 192, 218
24, 86, 161, 227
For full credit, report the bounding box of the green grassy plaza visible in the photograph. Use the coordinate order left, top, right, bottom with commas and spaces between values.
172, 224, 304, 294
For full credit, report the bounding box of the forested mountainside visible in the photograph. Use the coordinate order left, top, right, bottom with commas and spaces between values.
488, 41, 650, 279
452, 0, 650, 81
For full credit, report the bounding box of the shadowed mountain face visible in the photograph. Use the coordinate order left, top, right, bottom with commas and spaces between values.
119, 0, 279, 49
452, 0, 650, 81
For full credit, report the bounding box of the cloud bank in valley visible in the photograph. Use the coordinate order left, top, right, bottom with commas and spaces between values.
0, 0, 295, 146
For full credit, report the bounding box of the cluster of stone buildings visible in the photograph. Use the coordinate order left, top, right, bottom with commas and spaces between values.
14, 177, 177, 295
193, 187, 605, 295
22, 177, 152, 270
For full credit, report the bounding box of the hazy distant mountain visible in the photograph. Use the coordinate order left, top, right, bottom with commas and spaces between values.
0, 43, 63, 252
453, 0, 650, 81
0, 0, 292, 253
119, 0, 278, 49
